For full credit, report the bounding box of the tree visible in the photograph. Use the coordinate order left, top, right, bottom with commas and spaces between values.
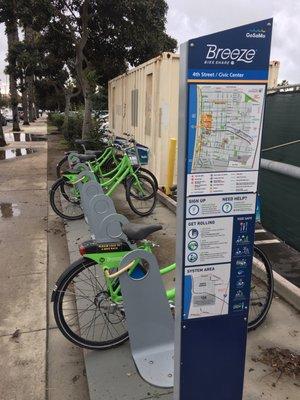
43, 0, 176, 138
24, 27, 37, 121
0, 124, 5, 147
35, 20, 81, 134
5, 40, 40, 125
0, 0, 21, 131
278, 80, 289, 87
35, 80, 65, 112
11, 0, 176, 138
0, 91, 8, 146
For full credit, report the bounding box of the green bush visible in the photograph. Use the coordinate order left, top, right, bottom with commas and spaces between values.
48, 110, 101, 146
48, 112, 64, 130
63, 111, 84, 143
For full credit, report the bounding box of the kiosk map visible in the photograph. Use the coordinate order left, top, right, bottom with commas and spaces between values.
191, 84, 265, 172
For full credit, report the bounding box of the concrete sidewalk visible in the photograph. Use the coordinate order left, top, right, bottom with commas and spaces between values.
64, 187, 300, 400
0, 118, 48, 399
0, 120, 90, 400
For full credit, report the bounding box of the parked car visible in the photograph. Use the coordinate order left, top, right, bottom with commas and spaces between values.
0, 114, 7, 126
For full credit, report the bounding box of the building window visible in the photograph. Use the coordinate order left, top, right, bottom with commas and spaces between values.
145, 73, 153, 135
131, 89, 138, 127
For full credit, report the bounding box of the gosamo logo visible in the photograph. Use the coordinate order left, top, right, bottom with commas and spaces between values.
246, 28, 266, 39
205, 44, 256, 64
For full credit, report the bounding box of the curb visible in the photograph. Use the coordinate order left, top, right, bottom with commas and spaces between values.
157, 189, 177, 214
272, 269, 300, 311
157, 189, 300, 312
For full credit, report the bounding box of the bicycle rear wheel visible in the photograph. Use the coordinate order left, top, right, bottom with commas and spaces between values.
50, 177, 84, 220
136, 167, 158, 191
126, 174, 157, 216
52, 258, 128, 350
248, 245, 274, 331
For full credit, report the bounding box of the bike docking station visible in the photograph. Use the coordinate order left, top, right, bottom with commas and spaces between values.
77, 170, 130, 243
174, 19, 273, 400
75, 171, 175, 388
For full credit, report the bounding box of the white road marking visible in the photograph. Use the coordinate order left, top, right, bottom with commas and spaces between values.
255, 229, 266, 233
254, 239, 280, 245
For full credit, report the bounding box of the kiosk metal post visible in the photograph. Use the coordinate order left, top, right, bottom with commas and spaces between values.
174, 19, 273, 400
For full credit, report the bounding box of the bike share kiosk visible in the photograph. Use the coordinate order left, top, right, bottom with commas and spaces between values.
174, 19, 273, 399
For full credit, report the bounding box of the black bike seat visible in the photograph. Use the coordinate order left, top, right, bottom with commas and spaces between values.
122, 223, 162, 241
76, 154, 96, 162
75, 139, 95, 146
85, 150, 102, 157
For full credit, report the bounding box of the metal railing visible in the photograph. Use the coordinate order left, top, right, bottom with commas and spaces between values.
260, 158, 300, 179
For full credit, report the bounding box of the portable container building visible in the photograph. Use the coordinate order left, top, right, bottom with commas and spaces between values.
108, 52, 180, 186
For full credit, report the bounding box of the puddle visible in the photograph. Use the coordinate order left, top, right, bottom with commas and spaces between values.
4, 133, 47, 142
0, 148, 37, 160
0, 202, 21, 218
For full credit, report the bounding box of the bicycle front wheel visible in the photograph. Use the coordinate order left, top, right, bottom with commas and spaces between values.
50, 177, 84, 220
52, 258, 128, 350
56, 155, 69, 178
126, 174, 157, 216
248, 245, 274, 331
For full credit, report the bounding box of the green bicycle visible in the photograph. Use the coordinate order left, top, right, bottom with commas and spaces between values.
56, 135, 159, 191
51, 223, 274, 350
50, 147, 157, 219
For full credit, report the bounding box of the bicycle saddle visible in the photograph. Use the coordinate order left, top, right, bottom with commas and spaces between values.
75, 139, 95, 146
122, 223, 162, 241
75, 154, 97, 162
85, 150, 102, 157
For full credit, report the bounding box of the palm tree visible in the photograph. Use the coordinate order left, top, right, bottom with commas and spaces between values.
1, 0, 21, 131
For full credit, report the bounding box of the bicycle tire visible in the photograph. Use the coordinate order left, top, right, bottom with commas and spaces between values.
125, 174, 157, 216
248, 245, 274, 331
52, 258, 129, 350
56, 155, 69, 178
138, 167, 158, 191
50, 177, 84, 220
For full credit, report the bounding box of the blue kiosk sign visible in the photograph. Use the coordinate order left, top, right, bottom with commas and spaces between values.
174, 19, 273, 399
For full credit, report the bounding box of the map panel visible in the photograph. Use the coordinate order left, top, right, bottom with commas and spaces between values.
191, 84, 265, 173
184, 264, 230, 319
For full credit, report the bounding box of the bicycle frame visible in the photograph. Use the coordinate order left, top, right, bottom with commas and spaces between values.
82, 242, 176, 304
64, 153, 146, 198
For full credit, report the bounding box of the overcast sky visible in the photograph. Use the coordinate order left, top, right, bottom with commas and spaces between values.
166, 0, 300, 84
0, 0, 299, 93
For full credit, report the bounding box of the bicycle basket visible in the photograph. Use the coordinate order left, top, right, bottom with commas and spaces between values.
127, 149, 140, 166
136, 144, 149, 165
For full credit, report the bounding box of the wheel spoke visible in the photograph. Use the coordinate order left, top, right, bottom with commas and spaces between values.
55, 260, 128, 349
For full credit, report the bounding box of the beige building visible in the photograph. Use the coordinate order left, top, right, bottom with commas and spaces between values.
108, 52, 179, 186
108, 53, 280, 186
268, 60, 280, 88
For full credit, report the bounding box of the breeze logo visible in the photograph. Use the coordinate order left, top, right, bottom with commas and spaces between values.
205, 44, 256, 64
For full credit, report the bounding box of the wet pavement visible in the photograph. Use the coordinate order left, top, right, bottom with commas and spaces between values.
0, 147, 37, 160
0, 202, 21, 218
0, 117, 48, 400
3, 132, 47, 142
